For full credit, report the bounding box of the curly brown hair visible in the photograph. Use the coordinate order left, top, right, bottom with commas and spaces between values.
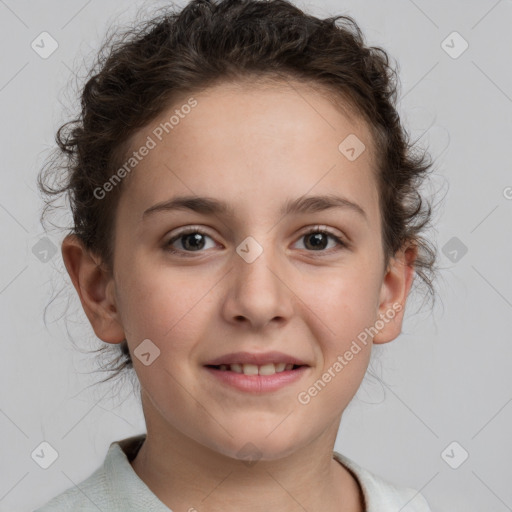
39, 0, 440, 387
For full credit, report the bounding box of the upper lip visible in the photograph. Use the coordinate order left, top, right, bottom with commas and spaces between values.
203, 351, 309, 366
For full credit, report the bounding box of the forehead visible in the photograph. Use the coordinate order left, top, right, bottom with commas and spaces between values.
117, 79, 380, 228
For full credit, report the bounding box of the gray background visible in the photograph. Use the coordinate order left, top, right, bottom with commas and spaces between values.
1, 0, 511, 511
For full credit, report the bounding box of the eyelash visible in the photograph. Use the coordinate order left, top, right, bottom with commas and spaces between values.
164, 225, 346, 257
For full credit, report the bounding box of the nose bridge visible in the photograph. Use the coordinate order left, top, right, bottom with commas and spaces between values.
224, 233, 292, 327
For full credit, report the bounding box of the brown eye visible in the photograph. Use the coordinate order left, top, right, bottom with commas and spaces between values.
165, 229, 216, 255
295, 228, 345, 253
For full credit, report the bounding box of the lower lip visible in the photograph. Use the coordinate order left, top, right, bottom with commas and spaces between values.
203, 366, 309, 393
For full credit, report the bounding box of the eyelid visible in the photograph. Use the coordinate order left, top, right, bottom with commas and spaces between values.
298, 224, 344, 238
167, 224, 345, 240
168, 224, 213, 237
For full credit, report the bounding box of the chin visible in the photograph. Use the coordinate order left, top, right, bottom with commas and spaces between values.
206, 431, 304, 464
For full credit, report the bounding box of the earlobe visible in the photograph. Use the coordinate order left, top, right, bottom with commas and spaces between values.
373, 244, 418, 344
61, 234, 125, 344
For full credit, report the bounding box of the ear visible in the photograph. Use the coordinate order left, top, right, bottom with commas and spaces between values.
372, 243, 418, 344
61, 234, 125, 344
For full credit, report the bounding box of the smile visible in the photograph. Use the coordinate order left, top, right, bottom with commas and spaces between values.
203, 364, 309, 393
206, 363, 303, 375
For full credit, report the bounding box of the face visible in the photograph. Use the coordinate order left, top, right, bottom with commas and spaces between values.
96, 80, 408, 461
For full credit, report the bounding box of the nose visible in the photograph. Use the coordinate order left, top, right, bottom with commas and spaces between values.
221, 238, 294, 330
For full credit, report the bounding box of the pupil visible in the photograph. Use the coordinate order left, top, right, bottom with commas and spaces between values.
306, 233, 327, 250
183, 233, 205, 251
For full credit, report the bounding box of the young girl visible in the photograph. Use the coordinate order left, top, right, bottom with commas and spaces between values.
36, 0, 438, 510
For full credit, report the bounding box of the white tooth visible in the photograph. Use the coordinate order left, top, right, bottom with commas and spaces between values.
275, 363, 286, 373
242, 364, 259, 375
259, 363, 276, 376
219, 364, 229, 371
230, 363, 243, 373
285, 364, 293, 371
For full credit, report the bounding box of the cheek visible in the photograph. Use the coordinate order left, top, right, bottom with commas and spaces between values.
296, 276, 376, 412
294, 264, 380, 407
300, 262, 381, 342
115, 261, 208, 348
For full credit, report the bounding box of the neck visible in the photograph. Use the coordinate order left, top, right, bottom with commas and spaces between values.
130, 411, 363, 511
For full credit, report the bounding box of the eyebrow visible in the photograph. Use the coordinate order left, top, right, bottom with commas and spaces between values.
142, 194, 368, 222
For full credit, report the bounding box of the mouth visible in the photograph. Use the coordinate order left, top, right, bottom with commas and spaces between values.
202, 351, 311, 393
203, 362, 310, 394
204, 363, 306, 376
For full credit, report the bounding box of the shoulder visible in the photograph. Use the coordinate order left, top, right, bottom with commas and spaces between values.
333, 451, 433, 512
33, 464, 111, 511
34, 435, 149, 512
